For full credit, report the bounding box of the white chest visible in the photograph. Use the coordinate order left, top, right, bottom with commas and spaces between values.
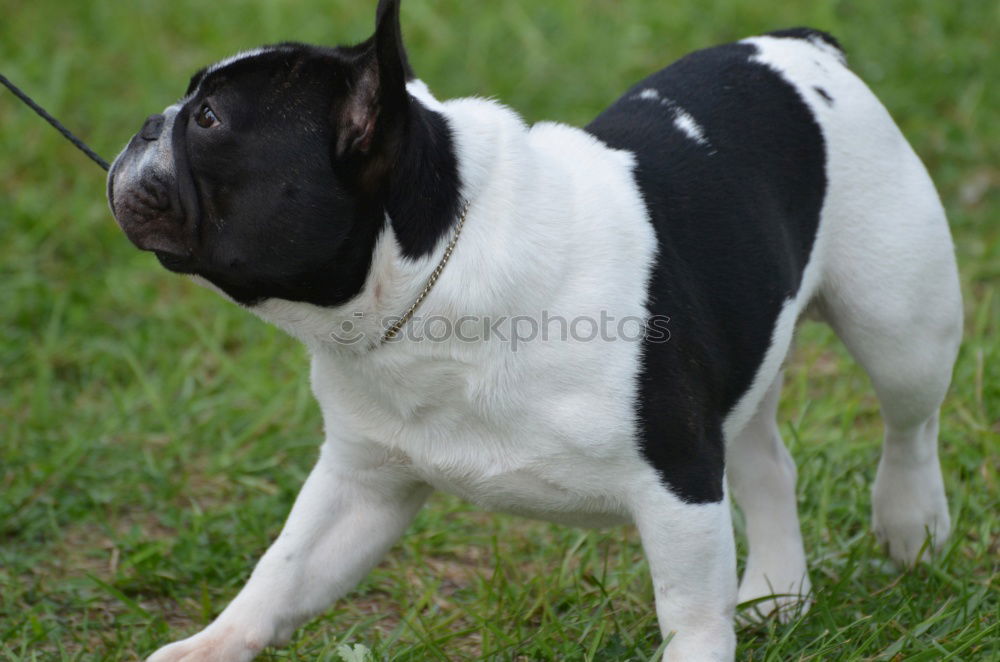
308, 343, 642, 527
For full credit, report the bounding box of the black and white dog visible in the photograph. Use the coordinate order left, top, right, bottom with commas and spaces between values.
107, 1, 962, 660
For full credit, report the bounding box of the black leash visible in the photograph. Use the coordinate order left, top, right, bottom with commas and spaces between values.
1, 72, 110, 171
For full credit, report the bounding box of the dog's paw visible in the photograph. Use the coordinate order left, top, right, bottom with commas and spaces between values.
736, 577, 812, 626
872, 461, 950, 566
146, 625, 272, 662
660, 624, 736, 662
873, 508, 950, 567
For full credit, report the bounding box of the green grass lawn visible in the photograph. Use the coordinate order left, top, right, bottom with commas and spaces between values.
1, 0, 997, 659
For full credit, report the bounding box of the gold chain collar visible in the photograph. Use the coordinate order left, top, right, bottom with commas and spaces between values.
380, 199, 472, 344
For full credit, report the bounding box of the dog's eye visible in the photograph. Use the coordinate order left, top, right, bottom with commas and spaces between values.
195, 103, 220, 129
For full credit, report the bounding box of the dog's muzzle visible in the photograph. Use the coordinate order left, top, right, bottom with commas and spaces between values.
108, 104, 193, 258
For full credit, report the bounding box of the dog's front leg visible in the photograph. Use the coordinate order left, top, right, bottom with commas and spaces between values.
633, 485, 738, 662
147, 443, 430, 662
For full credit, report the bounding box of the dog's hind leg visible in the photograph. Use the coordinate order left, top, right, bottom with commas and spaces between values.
817, 138, 963, 566
727, 371, 811, 621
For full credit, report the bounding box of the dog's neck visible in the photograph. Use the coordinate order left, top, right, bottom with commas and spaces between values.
251, 83, 575, 356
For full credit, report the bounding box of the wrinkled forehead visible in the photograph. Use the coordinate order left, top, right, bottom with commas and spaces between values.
184, 44, 315, 99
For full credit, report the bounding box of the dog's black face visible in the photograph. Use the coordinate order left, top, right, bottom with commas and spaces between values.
108, 1, 430, 307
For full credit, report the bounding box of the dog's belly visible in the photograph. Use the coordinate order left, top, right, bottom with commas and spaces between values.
369, 416, 639, 527
415, 463, 632, 527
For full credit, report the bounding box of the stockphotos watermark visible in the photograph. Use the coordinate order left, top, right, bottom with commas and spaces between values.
330, 311, 670, 350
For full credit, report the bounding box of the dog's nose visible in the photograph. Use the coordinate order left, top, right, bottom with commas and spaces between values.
139, 114, 166, 141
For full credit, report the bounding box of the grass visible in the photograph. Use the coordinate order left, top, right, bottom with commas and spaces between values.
1, 0, 997, 659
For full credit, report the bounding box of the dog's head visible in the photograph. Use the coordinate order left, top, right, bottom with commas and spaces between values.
107, 0, 453, 308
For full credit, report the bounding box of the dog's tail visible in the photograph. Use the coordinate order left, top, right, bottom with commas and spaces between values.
766, 27, 847, 65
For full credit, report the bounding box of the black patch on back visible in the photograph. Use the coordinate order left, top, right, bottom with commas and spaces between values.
767, 27, 845, 56
586, 39, 827, 503
814, 86, 834, 106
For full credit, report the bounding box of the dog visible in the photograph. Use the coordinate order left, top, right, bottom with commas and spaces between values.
107, 1, 962, 659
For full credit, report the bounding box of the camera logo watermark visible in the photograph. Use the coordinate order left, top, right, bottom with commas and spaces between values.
330, 311, 670, 350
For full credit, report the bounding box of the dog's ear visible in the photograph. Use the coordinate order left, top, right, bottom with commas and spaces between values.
375, 0, 415, 81
333, 0, 412, 183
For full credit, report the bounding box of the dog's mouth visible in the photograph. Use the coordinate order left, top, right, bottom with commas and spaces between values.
108, 105, 204, 266
108, 155, 200, 276
111, 185, 191, 254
